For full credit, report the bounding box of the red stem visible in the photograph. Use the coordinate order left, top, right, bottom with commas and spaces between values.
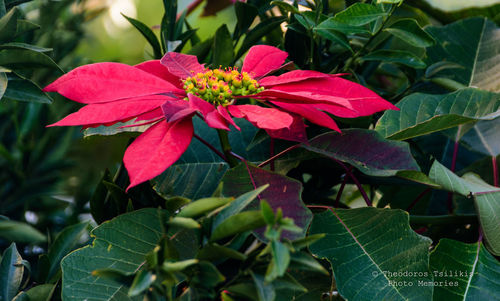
177, 0, 204, 20
270, 138, 275, 172
406, 188, 431, 212
307, 205, 333, 211
492, 156, 498, 187
258, 144, 302, 168
335, 172, 349, 207
331, 158, 372, 207
193, 133, 226, 161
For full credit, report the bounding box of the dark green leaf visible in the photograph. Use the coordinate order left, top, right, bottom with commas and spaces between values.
289, 252, 328, 275
211, 210, 266, 241
430, 239, 500, 300
128, 270, 155, 297
252, 272, 275, 301
0, 243, 24, 301
212, 24, 233, 67
260, 200, 275, 225
235, 2, 259, 36
236, 16, 286, 60
333, 3, 387, 26
383, 18, 435, 47
196, 243, 247, 261
0, 49, 61, 71
303, 129, 420, 176
17, 284, 56, 301
0, 42, 52, 52
0, 220, 46, 243
375, 88, 500, 140
266, 241, 290, 281
271, 1, 299, 14
310, 208, 433, 301
3, 75, 52, 103
428, 160, 500, 255
14, 20, 39, 36
426, 17, 500, 91
222, 164, 312, 240
61, 209, 166, 301
361, 49, 427, 68
0, 71, 6, 99
460, 119, 500, 157
425, 61, 465, 79
46, 221, 89, 282
314, 28, 352, 51
0, 7, 18, 43
122, 13, 162, 59
315, 18, 371, 34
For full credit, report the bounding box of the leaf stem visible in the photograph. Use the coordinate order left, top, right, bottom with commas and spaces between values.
331, 158, 372, 207
193, 133, 226, 161
258, 144, 302, 168
217, 129, 239, 167
406, 188, 431, 212
335, 171, 349, 207
492, 156, 498, 187
270, 138, 275, 171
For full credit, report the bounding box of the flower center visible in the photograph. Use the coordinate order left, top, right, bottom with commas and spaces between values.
182, 68, 264, 106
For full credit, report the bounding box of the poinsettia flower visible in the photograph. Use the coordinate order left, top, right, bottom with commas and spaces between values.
44, 45, 398, 189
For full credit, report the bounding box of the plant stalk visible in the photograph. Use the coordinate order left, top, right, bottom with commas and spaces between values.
217, 129, 239, 167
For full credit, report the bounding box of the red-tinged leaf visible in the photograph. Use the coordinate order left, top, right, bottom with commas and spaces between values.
303, 129, 420, 176
217, 106, 240, 130
188, 94, 230, 130
254, 89, 354, 109
272, 101, 340, 132
48, 96, 171, 127
222, 164, 312, 240
242, 45, 288, 78
135, 60, 184, 88
160, 52, 205, 80
315, 97, 399, 118
162, 100, 196, 122
135, 107, 164, 122
228, 104, 293, 130
258, 70, 331, 86
43, 63, 182, 104
265, 114, 308, 143
124, 119, 194, 189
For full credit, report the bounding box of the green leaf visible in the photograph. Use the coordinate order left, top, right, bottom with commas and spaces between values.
122, 14, 162, 59
0, 1, 5, 18
0, 243, 24, 301
375, 88, 500, 140
310, 208, 433, 301
16, 284, 56, 301
0, 220, 46, 244
222, 164, 312, 240
61, 209, 166, 301
211, 210, 266, 241
315, 18, 371, 34
0, 42, 52, 52
430, 239, 500, 300
0, 71, 6, 99
14, 19, 39, 36
271, 1, 299, 14
314, 28, 352, 51
3, 75, 52, 103
303, 129, 420, 176
425, 61, 465, 79
0, 7, 18, 43
428, 160, 500, 255
177, 197, 233, 218
289, 252, 328, 275
236, 16, 286, 60
426, 17, 500, 92
333, 3, 387, 26
261, 200, 275, 225
460, 119, 500, 157
167, 217, 200, 229
45, 221, 89, 282
234, 2, 258, 37
128, 270, 154, 297
251, 272, 275, 301
266, 241, 290, 281
383, 18, 435, 47
361, 49, 427, 68
196, 243, 247, 261
212, 24, 233, 67
0, 49, 62, 71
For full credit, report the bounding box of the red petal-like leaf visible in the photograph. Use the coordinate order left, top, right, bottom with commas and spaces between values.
162, 100, 196, 122
217, 106, 240, 130
228, 104, 293, 130
242, 45, 288, 78
160, 52, 205, 80
188, 94, 230, 130
315, 98, 399, 118
44, 63, 182, 104
124, 119, 194, 190
222, 163, 312, 240
265, 114, 308, 143
49, 95, 171, 127
135, 60, 184, 88
272, 101, 341, 132
253, 89, 354, 109
259, 70, 331, 86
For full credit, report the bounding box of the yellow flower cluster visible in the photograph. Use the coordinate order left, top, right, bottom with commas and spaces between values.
183, 67, 264, 105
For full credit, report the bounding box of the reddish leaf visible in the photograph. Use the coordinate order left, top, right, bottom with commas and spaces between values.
124, 119, 194, 189
228, 104, 293, 130
254, 89, 354, 109
242, 45, 288, 78
135, 60, 184, 88
188, 94, 230, 130
222, 164, 312, 240
43, 63, 182, 104
259, 70, 331, 86
272, 101, 341, 132
265, 114, 308, 143
160, 52, 205, 80
48, 96, 171, 127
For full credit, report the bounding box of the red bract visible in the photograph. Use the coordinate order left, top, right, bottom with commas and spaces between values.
44, 45, 398, 189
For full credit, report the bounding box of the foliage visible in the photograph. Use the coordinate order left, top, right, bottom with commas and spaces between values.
1, 0, 499, 300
